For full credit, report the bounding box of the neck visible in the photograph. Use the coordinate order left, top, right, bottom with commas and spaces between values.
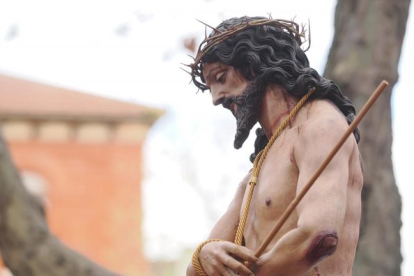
259, 84, 298, 139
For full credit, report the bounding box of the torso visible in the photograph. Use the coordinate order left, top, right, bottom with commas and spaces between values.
240, 99, 363, 275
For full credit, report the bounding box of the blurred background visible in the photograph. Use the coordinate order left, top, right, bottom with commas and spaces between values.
0, 0, 412, 275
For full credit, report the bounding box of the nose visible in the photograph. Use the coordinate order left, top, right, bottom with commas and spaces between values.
211, 87, 225, 106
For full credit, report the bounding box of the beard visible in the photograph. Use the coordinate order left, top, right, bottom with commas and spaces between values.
223, 81, 264, 149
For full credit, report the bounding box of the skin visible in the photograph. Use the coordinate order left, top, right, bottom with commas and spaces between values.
187, 61, 363, 276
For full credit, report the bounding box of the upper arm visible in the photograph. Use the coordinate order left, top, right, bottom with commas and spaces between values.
253, 117, 355, 275
294, 117, 354, 232
207, 172, 249, 241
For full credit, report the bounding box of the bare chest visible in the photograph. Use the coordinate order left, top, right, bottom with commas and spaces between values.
241, 131, 300, 248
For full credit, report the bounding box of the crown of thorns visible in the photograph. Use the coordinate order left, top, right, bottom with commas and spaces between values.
183, 17, 310, 90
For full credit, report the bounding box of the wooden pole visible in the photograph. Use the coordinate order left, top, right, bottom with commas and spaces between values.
254, 80, 389, 257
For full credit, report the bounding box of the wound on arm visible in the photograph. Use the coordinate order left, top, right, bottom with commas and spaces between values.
305, 231, 338, 265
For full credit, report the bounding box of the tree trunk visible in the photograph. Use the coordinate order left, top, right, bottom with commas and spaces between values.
324, 0, 410, 275
0, 130, 121, 276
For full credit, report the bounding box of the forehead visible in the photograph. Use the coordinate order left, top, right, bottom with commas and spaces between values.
202, 61, 228, 78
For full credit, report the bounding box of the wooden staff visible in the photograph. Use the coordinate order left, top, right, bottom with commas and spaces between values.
254, 80, 389, 257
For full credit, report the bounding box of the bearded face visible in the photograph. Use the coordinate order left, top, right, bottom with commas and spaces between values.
202, 61, 264, 149
222, 80, 264, 149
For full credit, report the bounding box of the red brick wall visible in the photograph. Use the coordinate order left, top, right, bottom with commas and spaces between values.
4, 141, 149, 276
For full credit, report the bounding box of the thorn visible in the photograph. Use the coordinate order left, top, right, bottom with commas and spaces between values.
244, 15, 249, 26
180, 67, 192, 75
187, 54, 195, 61
180, 63, 192, 68
196, 19, 221, 33
305, 19, 311, 52
267, 13, 273, 19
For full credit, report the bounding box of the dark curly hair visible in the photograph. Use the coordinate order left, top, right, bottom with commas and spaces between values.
195, 16, 360, 163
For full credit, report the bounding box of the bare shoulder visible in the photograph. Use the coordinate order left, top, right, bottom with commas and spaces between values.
303, 100, 348, 134
294, 100, 355, 163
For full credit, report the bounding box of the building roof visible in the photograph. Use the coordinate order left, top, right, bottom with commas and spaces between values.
0, 74, 162, 125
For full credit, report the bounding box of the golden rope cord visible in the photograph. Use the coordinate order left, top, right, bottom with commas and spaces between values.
234, 87, 315, 246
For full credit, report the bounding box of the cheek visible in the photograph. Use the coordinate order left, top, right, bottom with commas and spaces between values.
229, 79, 248, 97
229, 69, 248, 94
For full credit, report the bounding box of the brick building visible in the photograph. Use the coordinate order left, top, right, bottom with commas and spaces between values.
0, 74, 162, 276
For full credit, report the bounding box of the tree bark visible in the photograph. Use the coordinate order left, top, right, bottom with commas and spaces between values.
324, 0, 411, 275
0, 130, 121, 276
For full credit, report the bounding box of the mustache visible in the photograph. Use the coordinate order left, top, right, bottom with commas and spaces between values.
222, 95, 246, 107
222, 95, 248, 113
221, 97, 236, 116
222, 97, 234, 110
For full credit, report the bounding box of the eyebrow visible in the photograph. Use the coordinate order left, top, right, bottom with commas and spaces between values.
206, 65, 222, 79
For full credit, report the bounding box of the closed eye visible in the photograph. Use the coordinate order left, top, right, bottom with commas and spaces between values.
216, 71, 226, 84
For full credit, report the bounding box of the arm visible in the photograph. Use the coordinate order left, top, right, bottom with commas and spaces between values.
256, 117, 354, 276
187, 173, 258, 276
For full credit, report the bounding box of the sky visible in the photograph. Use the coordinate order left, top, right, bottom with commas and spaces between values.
0, 0, 413, 275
